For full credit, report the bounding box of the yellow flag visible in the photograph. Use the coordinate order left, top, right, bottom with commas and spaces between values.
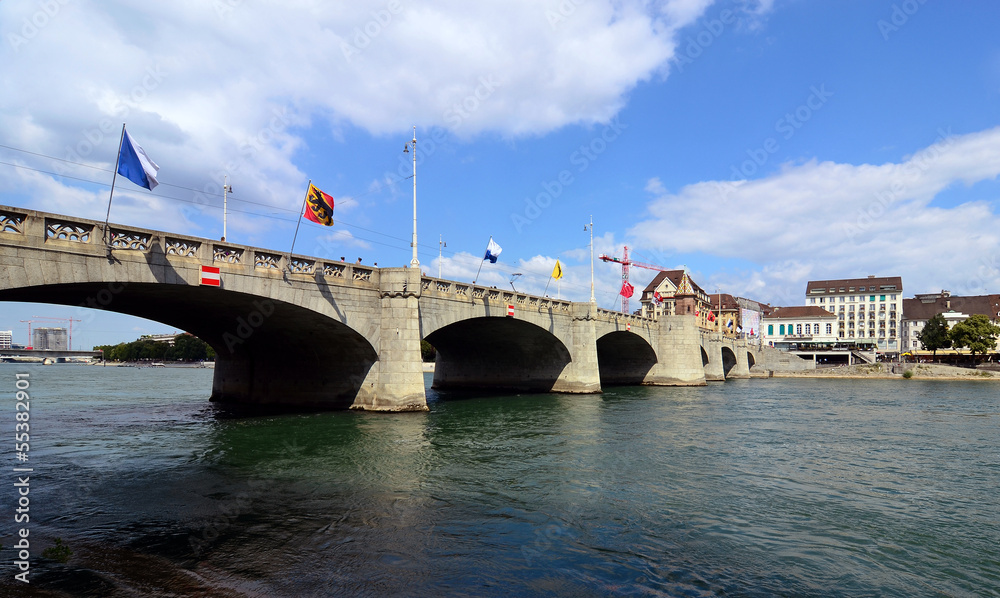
552, 260, 563, 280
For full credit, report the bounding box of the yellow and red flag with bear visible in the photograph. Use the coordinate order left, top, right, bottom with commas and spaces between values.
303, 183, 335, 226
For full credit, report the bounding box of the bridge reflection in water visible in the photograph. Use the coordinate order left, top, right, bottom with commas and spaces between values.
0, 205, 757, 411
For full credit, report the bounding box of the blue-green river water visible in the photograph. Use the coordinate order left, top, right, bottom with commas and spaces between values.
1, 364, 998, 597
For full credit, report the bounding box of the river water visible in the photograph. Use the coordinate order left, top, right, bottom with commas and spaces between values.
2, 364, 998, 597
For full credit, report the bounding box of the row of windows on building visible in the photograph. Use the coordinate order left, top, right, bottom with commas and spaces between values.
810, 294, 898, 304
768, 324, 833, 336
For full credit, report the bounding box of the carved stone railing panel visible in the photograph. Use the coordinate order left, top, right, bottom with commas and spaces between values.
45, 219, 93, 243
421, 279, 431, 291
289, 258, 315, 274
108, 229, 151, 251
472, 288, 485, 299
0, 211, 26, 235
165, 237, 200, 257
214, 246, 243, 264
353, 267, 373, 282
254, 252, 282, 270
502, 292, 514, 303
323, 263, 346, 278
516, 295, 526, 305
540, 299, 551, 310
455, 284, 469, 297
488, 290, 500, 301
436, 281, 451, 293
528, 297, 538, 307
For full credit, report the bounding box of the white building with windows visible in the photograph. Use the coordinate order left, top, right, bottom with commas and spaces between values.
902, 291, 1000, 352
0, 330, 11, 350
761, 306, 838, 349
805, 275, 903, 353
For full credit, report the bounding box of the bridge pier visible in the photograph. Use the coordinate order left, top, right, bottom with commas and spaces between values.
643, 315, 708, 386
352, 268, 428, 412
703, 334, 726, 381
550, 302, 601, 393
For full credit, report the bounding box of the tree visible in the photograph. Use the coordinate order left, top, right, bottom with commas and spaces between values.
949, 314, 1000, 364
917, 313, 952, 359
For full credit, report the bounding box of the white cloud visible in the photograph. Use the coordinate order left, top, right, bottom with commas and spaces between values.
630, 126, 1000, 304
0, 0, 731, 241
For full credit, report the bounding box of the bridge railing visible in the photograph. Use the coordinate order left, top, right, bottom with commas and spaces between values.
594, 307, 655, 325
419, 276, 573, 312
0, 204, 378, 289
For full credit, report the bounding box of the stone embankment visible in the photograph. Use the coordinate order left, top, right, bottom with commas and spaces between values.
772, 363, 1000, 380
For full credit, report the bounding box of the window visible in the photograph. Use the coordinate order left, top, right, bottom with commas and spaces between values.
891, 294, 897, 300
870, 296, 876, 302
819, 297, 825, 303
810, 298, 816, 304
779, 324, 785, 335
880, 295, 886, 301
796, 324, 803, 335
839, 297, 845, 302
768, 324, 774, 335
859, 287, 866, 291
826, 324, 833, 334
805, 324, 811, 334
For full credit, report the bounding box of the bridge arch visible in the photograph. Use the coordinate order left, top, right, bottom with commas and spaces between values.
0, 281, 379, 409
424, 316, 573, 392
596, 331, 657, 386
721, 346, 738, 378
747, 351, 756, 369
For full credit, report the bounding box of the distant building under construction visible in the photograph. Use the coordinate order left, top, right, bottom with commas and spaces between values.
33, 327, 68, 351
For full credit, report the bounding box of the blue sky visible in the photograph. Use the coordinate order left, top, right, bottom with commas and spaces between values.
2, 0, 1000, 348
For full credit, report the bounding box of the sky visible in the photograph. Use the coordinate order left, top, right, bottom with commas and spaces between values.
2, 0, 1000, 349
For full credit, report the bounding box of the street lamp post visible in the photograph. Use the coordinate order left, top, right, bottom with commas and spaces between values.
438, 234, 446, 279
584, 216, 595, 303
404, 126, 419, 268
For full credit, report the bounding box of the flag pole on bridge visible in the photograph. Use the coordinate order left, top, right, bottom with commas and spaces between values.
287, 179, 312, 268
102, 124, 127, 247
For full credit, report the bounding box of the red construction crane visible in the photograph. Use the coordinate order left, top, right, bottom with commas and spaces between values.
598, 245, 672, 314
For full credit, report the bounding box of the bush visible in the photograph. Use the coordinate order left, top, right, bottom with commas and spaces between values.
902, 370, 913, 379
42, 538, 72, 563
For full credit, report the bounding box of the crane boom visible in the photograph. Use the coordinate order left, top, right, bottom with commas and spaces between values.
598, 245, 670, 313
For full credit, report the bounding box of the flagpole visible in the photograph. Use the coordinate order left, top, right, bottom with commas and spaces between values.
103, 123, 126, 247
543, 271, 554, 297
287, 180, 311, 267
473, 235, 489, 284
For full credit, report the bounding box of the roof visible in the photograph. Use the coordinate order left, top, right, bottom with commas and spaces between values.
902, 294, 1000, 321
642, 270, 706, 296
708, 293, 740, 310
763, 306, 837, 319
806, 276, 902, 295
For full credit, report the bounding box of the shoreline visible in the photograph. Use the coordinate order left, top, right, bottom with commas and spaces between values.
769, 362, 1000, 381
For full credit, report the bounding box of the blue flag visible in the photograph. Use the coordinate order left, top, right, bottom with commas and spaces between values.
484, 237, 502, 263
117, 127, 159, 190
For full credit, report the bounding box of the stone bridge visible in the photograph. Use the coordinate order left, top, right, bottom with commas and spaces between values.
0, 205, 759, 411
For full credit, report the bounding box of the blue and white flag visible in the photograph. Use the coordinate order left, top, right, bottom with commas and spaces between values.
484, 237, 502, 263
117, 127, 159, 190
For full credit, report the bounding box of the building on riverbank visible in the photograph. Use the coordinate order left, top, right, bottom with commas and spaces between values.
0, 330, 11, 349
805, 275, 902, 354
902, 291, 1000, 354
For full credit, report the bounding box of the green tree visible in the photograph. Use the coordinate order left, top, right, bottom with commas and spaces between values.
420, 339, 436, 362
949, 314, 1000, 364
917, 313, 952, 359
